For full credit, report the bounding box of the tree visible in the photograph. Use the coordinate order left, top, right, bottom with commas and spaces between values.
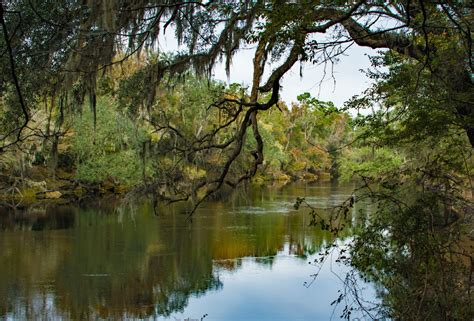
1, 2, 472, 318
1, 0, 472, 209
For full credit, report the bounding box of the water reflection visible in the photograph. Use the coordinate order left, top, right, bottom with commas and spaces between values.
0, 183, 359, 320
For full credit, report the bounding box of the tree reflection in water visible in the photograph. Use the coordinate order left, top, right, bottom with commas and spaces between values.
0, 183, 351, 320
5, 181, 467, 320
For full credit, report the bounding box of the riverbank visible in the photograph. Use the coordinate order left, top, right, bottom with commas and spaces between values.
0, 165, 128, 207
0, 163, 332, 208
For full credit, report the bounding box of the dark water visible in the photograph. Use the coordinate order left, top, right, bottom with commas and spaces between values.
0, 182, 375, 320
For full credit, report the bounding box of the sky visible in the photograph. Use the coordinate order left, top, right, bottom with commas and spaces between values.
158, 31, 379, 109
212, 45, 377, 108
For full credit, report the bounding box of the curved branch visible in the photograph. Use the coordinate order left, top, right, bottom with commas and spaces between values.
0, 3, 29, 152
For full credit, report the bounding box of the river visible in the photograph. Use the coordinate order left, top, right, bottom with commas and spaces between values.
0, 182, 377, 320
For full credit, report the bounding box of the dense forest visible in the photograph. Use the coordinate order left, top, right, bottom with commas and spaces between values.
0, 1, 472, 320
0, 68, 352, 198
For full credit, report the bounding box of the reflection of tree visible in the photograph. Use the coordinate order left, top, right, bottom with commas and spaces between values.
0, 185, 352, 319
0, 223, 71, 319
0, 205, 76, 231
152, 270, 222, 317
50, 204, 225, 319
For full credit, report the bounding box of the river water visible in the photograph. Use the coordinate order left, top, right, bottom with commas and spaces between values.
0, 182, 377, 320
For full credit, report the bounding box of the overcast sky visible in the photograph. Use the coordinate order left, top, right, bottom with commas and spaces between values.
212, 45, 377, 108
159, 33, 378, 109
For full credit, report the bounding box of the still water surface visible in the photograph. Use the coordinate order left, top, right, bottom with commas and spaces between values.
0, 182, 375, 320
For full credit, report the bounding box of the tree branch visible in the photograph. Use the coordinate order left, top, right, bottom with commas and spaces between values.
0, 2, 29, 152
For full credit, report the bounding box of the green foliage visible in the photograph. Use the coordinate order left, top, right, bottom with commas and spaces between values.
70, 98, 147, 186
347, 51, 471, 148
0, 84, 25, 135
0, 1, 472, 319
120, 73, 352, 186
351, 182, 473, 320
339, 51, 474, 320
338, 147, 403, 182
